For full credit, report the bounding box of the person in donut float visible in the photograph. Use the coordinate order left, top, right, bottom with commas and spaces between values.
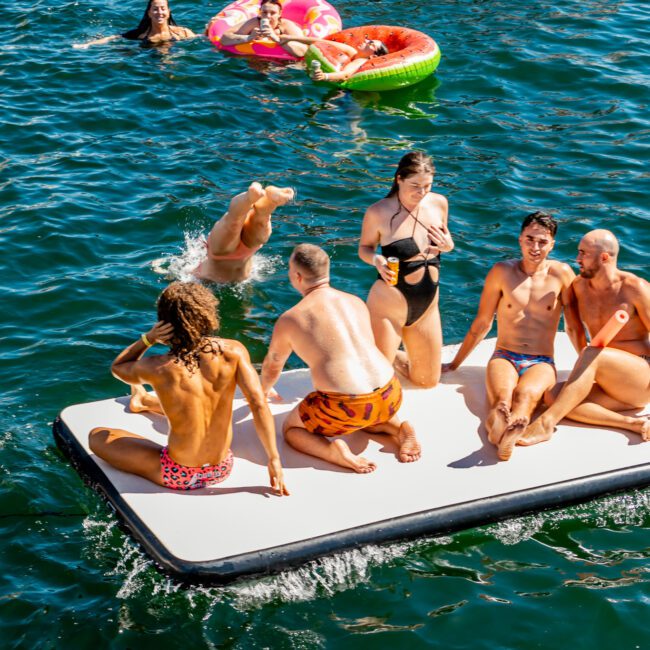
359, 152, 453, 389
74, 0, 195, 48
219, 0, 306, 58
277, 34, 389, 80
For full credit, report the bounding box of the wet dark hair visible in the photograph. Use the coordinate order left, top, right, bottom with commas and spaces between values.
157, 282, 220, 372
260, 0, 282, 7
122, 0, 178, 41
386, 151, 435, 198
520, 211, 557, 237
373, 40, 389, 57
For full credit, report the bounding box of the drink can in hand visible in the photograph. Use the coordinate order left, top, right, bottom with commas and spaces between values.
387, 257, 399, 285
260, 18, 270, 31
311, 60, 321, 72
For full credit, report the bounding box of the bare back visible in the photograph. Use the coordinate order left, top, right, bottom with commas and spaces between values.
494, 259, 573, 356
141, 338, 244, 466
279, 287, 394, 393
574, 271, 650, 356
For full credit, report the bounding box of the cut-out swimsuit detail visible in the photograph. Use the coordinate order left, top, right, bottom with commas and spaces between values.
380, 204, 440, 326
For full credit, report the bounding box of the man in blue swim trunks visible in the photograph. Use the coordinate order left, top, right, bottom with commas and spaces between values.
443, 212, 580, 461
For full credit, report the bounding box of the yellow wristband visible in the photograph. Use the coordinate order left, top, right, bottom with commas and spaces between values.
141, 333, 153, 347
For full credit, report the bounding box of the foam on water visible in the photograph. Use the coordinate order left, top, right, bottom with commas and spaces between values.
489, 489, 650, 546
226, 542, 417, 608
76, 489, 650, 612
151, 230, 206, 282
151, 231, 282, 288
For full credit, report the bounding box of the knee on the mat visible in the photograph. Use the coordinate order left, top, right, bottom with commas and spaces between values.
88, 427, 110, 452
283, 426, 302, 448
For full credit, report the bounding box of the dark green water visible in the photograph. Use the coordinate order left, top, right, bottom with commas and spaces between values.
1, 0, 649, 647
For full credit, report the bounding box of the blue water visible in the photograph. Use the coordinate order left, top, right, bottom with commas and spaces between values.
1, 0, 649, 647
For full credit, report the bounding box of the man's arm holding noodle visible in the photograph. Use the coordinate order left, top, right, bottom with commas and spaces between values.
235, 342, 289, 496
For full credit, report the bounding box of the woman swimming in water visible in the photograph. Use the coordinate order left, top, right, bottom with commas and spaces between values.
217, 0, 306, 58
358, 152, 454, 388
75, 0, 195, 48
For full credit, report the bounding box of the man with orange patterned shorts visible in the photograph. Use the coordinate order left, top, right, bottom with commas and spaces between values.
262, 244, 420, 474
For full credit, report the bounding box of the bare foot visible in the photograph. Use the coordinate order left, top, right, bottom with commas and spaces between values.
331, 439, 376, 473
397, 422, 421, 463
519, 415, 555, 446
264, 185, 295, 207
129, 385, 163, 415
129, 385, 150, 413
637, 417, 650, 442
247, 181, 265, 204
486, 401, 511, 446
497, 415, 528, 461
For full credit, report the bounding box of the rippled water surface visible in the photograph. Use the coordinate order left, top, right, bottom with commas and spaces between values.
1, 0, 649, 647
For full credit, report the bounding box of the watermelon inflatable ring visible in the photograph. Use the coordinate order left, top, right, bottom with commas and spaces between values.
305, 25, 441, 91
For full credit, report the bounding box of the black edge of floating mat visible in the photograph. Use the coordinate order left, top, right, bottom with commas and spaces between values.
53, 415, 650, 586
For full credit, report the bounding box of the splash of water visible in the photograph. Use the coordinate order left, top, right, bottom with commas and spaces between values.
151, 230, 207, 283
81, 489, 649, 608
151, 231, 281, 287
489, 489, 650, 545
226, 542, 416, 609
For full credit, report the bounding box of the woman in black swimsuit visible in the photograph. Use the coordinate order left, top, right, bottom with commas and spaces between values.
75, 0, 195, 48
359, 152, 454, 388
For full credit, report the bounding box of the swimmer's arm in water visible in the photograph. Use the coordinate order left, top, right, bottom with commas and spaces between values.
235, 342, 289, 496
561, 270, 585, 352
73, 34, 122, 49
110, 321, 174, 384
358, 206, 395, 284
261, 315, 294, 399
221, 18, 262, 45
443, 266, 502, 372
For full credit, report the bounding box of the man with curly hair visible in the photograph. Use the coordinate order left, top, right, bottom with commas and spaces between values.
89, 282, 289, 494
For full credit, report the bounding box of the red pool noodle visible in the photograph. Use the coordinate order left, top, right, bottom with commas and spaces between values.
589, 310, 629, 347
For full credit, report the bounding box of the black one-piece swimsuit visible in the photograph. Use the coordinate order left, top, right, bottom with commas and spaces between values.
380, 237, 440, 326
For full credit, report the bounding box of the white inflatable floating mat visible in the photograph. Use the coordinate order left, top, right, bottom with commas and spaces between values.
53, 334, 650, 584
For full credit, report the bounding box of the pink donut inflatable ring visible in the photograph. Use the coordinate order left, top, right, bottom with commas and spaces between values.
207, 0, 342, 60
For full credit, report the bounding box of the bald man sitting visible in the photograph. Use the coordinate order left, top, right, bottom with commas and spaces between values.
521, 229, 650, 444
